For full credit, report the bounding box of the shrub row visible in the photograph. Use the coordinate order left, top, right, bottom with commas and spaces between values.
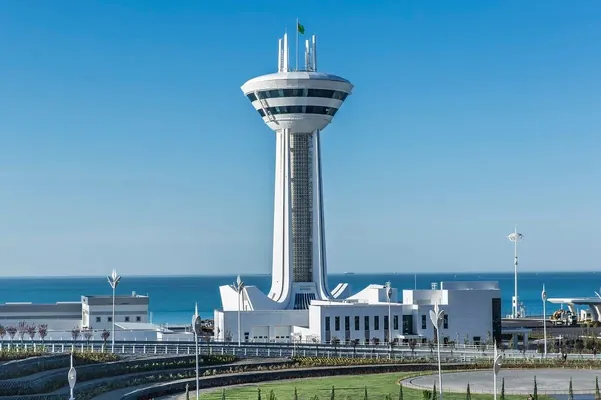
291, 355, 601, 369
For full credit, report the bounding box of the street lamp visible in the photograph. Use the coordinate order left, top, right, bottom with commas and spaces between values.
107, 268, 121, 353
542, 284, 547, 358
493, 341, 502, 400
429, 302, 444, 400
233, 275, 245, 346
385, 282, 392, 346
192, 303, 202, 400
68, 352, 77, 400
507, 226, 524, 319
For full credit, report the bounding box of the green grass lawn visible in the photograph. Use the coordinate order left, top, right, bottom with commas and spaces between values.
200, 372, 553, 399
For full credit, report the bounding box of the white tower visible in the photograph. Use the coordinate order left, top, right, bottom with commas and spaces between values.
241, 33, 353, 310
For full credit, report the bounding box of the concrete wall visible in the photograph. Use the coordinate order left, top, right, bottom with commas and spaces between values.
214, 309, 308, 342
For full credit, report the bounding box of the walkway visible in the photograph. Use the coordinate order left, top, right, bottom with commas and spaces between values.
403, 369, 601, 394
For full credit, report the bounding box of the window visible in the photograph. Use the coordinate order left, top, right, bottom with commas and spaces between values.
251, 88, 349, 101
345, 316, 350, 331
473, 336, 481, 345
374, 316, 380, 331
107, 317, 113, 323
335, 316, 340, 331
96, 317, 101, 323
393, 315, 399, 330
325, 317, 330, 332
124, 316, 130, 322
421, 315, 427, 329
443, 314, 448, 329
492, 298, 502, 345
384, 316, 389, 330
364, 316, 369, 330
136, 316, 141, 322
354, 316, 360, 331
258, 106, 338, 118
403, 315, 414, 335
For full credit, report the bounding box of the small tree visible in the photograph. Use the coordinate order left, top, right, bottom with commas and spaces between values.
575, 339, 585, 355
533, 376, 538, 400
71, 327, 81, 341
38, 324, 48, 343
331, 336, 340, 352
221, 388, 226, 400
17, 321, 27, 343
0, 325, 5, 343
399, 382, 403, 400
466, 383, 471, 400
6, 326, 17, 342
569, 377, 574, 400
408, 339, 417, 357
330, 385, 335, 400
26, 324, 36, 341
432, 383, 437, 400
294, 387, 299, 400
185, 383, 189, 400
595, 376, 600, 400
351, 338, 360, 356
500, 377, 505, 400
83, 330, 93, 345
257, 388, 261, 400
364, 386, 368, 400
371, 337, 380, 346
268, 389, 276, 400
428, 340, 434, 355
101, 329, 110, 350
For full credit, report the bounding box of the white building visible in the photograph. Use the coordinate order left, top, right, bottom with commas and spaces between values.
214, 31, 502, 346
0, 292, 150, 333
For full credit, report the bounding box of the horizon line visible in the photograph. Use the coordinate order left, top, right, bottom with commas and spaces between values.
0, 270, 594, 279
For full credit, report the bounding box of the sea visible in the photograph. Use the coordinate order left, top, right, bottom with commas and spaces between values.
1, 272, 599, 324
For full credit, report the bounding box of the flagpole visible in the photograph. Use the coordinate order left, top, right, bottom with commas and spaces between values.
295, 18, 299, 71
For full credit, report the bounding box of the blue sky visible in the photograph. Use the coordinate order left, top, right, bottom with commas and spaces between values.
1, 0, 599, 276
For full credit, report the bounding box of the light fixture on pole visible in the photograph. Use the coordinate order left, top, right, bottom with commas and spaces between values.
192, 303, 202, 400
507, 226, 524, 319
429, 302, 444, 400
233, 275, 245, 346
107, 268, 121, 353
68, 352, 77, 400
385, 281, 392, 346
542, 284, 547, 358
493, 341, 502, 400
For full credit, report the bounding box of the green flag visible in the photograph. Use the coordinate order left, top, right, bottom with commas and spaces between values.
297, 21, 305, 34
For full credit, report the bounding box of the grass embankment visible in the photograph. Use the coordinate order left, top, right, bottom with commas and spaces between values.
201, 372, 553, 400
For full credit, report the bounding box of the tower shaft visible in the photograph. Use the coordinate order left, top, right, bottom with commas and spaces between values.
270, 128, 329, 308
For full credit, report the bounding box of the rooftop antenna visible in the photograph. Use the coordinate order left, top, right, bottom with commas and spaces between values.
305, 39, 310, 71
278, 38, 283, 72
283, 31, 289, 72
312, 35, 317, 71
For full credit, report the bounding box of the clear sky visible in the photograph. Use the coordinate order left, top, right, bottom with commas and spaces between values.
1, 0, 599, 277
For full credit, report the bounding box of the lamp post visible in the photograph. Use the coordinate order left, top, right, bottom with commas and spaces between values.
507, 226, 524, 319
429, 302, 444, 400
542, 284, 547, 358
107, 269, 121, 353
385, 281, 392, 345
68, 352, 77, 400
493, 341, 502, 400
192, 303, 202, 400
233, 275, 245, 346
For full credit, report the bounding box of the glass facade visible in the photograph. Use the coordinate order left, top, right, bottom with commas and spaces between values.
247, 88, 348, 102
257, 106, 338, 117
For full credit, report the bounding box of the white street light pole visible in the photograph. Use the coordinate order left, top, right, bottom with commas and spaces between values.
107, 269, 121, 353
507, 226, 524, 319
386, 281, 392, 345
233, 275, 245, 347
493, 341, 502, 400
429, 302, 444, 400
192, 303, 201, 400
542, 284, 548, 358
68, 352, 77, 400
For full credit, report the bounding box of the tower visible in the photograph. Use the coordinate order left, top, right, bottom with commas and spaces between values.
241, 32, 353, 310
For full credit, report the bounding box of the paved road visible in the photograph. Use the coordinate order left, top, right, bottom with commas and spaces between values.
403, 369, 601, 395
